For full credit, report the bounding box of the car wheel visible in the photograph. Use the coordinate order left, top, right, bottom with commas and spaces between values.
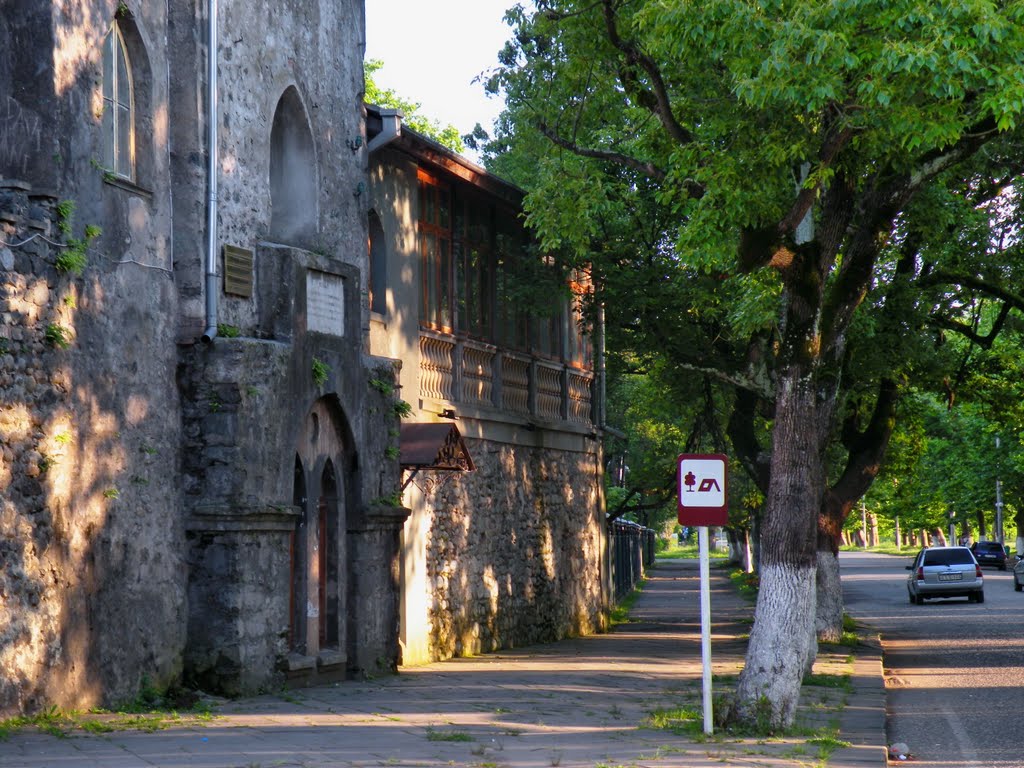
1015, 578, 1022, 593
975, 590, 985, 604
914, 593, 924, 606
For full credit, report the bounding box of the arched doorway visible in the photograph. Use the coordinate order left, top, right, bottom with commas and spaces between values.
289, 399, 351, 662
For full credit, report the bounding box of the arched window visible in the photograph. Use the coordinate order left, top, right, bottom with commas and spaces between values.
270, 87, 317, 244
368, 210, 387, 315
102, 22, 134, 180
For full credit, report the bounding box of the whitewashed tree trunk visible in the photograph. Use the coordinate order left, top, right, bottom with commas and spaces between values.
734, 563, 816, 726
816, 550, 843, 643
733, 367, 832, 728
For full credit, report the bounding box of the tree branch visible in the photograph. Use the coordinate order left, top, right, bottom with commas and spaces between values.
600, 0, 694, 148
536, 120, 667, 181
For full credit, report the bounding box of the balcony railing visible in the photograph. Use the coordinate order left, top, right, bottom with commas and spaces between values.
418, 330, 593, 427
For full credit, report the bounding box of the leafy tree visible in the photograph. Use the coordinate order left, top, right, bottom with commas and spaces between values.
364, 59, 465, 153
487, 0, 1024, 729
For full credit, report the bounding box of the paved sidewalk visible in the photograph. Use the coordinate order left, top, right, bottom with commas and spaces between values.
0, 559, 887, 767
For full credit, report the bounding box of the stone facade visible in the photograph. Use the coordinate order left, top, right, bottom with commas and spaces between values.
0, 0, 410, 716
0, 1, 607, 718
425, 440, 604, 659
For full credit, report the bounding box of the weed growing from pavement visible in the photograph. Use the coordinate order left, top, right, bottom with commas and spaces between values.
425, 728, 474, 742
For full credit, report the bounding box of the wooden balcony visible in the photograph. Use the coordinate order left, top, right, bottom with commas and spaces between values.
418, 329, 593, 428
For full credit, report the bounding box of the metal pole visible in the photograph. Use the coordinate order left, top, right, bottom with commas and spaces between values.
996, 436, 1004, 545
861, 502, 867, 548
699, 525, 713, 735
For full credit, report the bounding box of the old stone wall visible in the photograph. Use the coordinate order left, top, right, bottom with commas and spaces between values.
0, 176, 185, 716
425, 439, 604, 659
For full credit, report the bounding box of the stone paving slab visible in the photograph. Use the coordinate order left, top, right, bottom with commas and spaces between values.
0, 559, 886, 767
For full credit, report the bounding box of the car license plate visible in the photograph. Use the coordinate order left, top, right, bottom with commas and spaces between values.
938, 572, 962, 582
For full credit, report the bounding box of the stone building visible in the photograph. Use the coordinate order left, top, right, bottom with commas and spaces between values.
366, 108, 607, 664
0, 0, 606, 717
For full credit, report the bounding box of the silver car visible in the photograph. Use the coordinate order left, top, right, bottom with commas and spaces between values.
906, 546, 984, 604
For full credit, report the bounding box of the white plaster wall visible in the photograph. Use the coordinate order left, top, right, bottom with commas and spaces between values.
367, 149, 435, 665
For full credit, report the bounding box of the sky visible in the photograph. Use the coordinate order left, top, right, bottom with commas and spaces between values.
364, 0, 526, 150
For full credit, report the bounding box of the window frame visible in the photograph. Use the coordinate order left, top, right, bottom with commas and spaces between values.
102, 22, 135, 181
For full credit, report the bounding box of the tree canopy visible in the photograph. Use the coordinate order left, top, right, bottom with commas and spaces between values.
486, 0, 1024, 729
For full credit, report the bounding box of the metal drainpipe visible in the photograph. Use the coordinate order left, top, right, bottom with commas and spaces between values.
201, 0, 219, 343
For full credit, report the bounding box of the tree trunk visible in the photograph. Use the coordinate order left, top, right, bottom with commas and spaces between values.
816, 550, 844, 643
732, 369, 830, 729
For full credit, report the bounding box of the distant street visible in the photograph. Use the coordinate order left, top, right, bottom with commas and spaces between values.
841, 550, 1024, 767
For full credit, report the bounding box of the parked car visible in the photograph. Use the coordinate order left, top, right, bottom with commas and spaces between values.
970, 540, 1007, 570
906, 546, 984, 604
1012, 556, 1024, 591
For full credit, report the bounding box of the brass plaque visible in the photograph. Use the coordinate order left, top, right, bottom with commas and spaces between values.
223, 245, 254, 297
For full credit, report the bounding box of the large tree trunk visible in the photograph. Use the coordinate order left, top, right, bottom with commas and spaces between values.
816, 377, 898, 642
732, 367, 832, 729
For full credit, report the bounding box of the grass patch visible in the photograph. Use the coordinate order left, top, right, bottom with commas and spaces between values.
644, 706, 704, 737
729, 568, 759, 600
610, 580, 645, 625
0, 684, 216, 740
803, 672, 853, 693
656, 541, 729, 560
839, 542, 907, 556
425, 728, 474, 742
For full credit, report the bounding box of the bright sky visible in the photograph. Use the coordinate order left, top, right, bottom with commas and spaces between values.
364, 0, 526, 150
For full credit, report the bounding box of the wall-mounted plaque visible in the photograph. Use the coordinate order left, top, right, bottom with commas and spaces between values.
223, 245, 254, 297
306, 271, 345, 336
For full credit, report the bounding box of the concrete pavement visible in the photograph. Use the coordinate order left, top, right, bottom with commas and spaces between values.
0, 559, 887, 767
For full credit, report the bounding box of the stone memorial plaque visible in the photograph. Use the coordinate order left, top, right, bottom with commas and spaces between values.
306, 271, 344, 336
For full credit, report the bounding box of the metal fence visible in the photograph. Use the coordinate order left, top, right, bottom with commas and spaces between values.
609, 519, 656, 602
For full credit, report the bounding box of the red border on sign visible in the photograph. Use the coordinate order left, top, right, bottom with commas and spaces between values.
677, 453, 729, 526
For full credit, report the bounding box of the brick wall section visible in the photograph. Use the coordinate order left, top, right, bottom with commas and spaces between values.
426, 440, 604, 659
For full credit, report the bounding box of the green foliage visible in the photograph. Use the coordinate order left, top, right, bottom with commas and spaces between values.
312, 358, 330, 388
55, 200, 75, 234
369, 377, 394, 396
374, 491, 403, 507
53, 202, 100, 275
392, 399, 412, 419
44, 323, 70, 349
365, 59, 465, 153
216, 323, 240, 338
384, 445, 400, 460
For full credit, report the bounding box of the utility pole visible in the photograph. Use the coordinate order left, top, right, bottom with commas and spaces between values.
861, 501, 867, 548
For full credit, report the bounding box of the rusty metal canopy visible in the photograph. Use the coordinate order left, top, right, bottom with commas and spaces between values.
399, 422, 475, 472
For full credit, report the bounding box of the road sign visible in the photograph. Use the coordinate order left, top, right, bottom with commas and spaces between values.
677, 453, 728, 526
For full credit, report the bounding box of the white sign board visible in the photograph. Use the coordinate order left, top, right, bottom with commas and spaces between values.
307, 271, 345, 337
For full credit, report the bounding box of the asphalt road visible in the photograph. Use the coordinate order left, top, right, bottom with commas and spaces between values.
841, 550, 1024, 768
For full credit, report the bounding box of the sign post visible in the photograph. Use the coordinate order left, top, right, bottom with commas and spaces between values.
678, 453, 728, 736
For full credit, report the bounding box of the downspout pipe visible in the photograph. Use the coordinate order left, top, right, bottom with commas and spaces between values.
366, 108, 402, 154
201, 0, 219, 343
